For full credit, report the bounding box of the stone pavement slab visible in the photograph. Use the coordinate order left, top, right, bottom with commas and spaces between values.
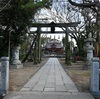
3, 92, 94, 99
3, 58, 94, 99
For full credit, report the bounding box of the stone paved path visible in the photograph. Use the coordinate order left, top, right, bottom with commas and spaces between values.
20, 58, 78, 92
3, 58, 94, 99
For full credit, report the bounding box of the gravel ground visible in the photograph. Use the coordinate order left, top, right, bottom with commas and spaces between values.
9, 58, 48, 91
59, 59, 90, 92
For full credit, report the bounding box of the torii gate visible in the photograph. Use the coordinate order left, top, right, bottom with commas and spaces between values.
29, 21, 80, 64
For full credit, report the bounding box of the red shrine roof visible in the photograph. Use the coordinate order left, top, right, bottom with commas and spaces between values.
45, 39, 63, 49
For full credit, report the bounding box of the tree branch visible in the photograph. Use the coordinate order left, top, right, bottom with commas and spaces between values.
0, 0, 11, 12
67, 0, 100, 8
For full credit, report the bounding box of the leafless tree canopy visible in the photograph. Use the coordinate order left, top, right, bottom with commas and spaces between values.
67, 0, 100, 8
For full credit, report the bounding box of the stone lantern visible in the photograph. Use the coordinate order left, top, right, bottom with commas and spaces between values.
84, 33, 95, 68
11, 45, 23, 69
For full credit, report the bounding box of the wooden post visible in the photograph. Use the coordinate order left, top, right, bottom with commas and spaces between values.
65, 28, 68, 64
65, 28, 71, 64
38, 27, 41, 63
34, 41, 38, 64
37, 33, 41, 63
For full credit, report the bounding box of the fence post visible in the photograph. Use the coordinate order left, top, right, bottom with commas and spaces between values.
0, 57, 9, 95
91, 57, 100, 95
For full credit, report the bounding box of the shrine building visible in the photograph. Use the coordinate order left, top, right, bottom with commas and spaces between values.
44, 39, 64, 55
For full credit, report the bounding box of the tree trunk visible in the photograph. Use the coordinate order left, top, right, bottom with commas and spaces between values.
22, 35, 38, 63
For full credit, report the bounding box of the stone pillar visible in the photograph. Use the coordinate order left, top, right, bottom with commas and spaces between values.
0, 57, 9, 95
90, 57, 100, 95
11, 46, 23, 69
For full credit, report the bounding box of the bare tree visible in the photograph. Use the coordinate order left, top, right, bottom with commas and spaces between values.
67, 0, 100, 57
67, 0, 100, 8
0, 0, 11, 12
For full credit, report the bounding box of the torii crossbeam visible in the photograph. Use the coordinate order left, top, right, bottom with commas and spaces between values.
30, 22, 80, 27
30, 22, 80, 34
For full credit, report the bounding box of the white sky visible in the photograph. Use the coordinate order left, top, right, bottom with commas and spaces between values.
41, 33, 65, 41
30, 27, 76, 46
30, 27, 65, 41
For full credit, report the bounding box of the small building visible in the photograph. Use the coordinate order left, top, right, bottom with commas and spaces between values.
44, 39, 64, 55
